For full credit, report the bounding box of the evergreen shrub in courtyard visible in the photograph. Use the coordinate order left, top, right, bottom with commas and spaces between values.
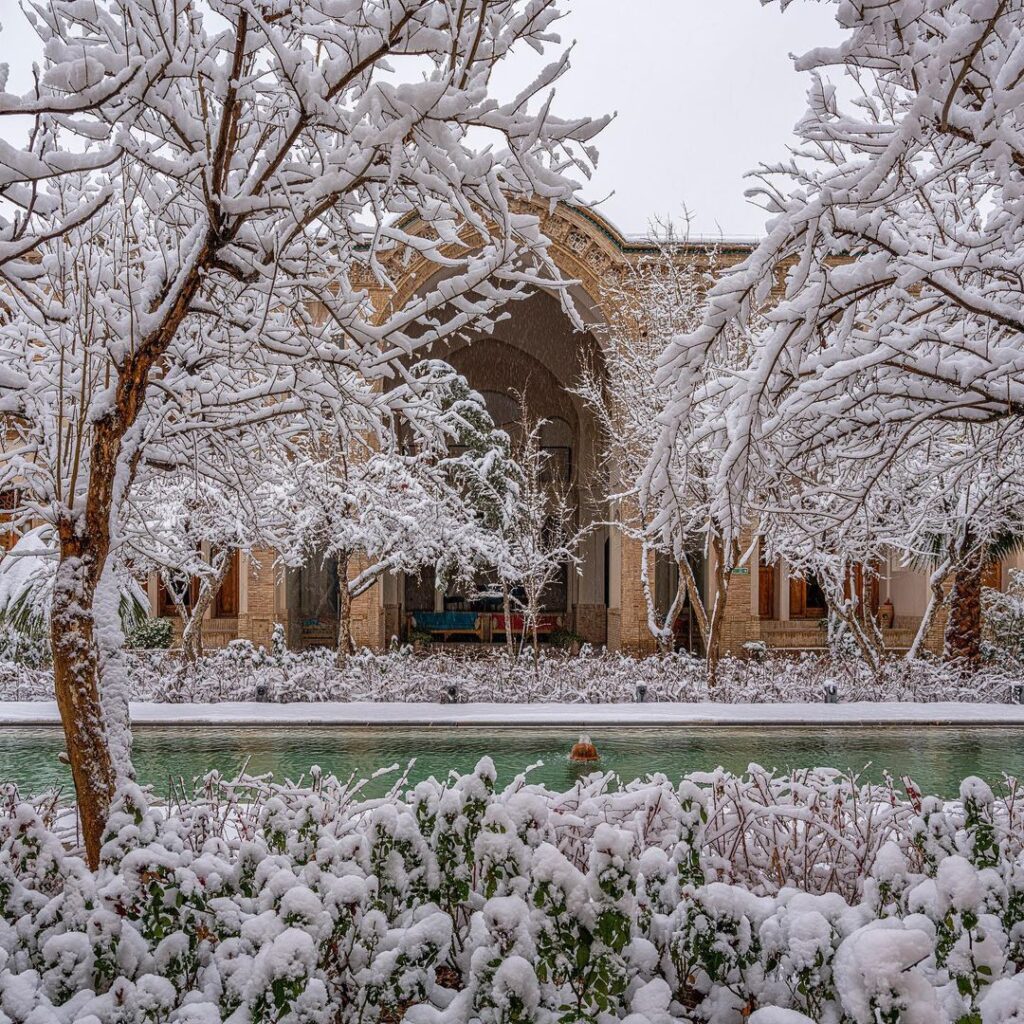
4, 764, 1024, 1022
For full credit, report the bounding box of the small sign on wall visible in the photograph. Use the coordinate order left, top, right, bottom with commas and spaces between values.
730, 567, 751, 575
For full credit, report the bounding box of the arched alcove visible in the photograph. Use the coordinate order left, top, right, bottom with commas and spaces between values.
367, 201, 684, 653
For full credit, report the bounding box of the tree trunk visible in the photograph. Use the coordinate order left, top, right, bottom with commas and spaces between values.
502, 583, 514, 658
945, 553, 984, 669
639, 543, 683, 654
829, 600, 883, 676
907, 562, 949, 661
181, 551, 233, 663
706, 537, 732, 687
51, 524, 117, 870
706, 598, 725, 688
49, 242, 210, 867
678, 554, 709, 649
335, 552, 356, 667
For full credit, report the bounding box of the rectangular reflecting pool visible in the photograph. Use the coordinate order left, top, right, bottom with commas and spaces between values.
2, 724, 1024, 798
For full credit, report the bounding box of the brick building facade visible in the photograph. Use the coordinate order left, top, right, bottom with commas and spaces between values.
148, 203, 1022, 657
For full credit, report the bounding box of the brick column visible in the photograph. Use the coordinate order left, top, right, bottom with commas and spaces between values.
716, 529, 760, 655
349, 555, 386, 651
238, 547, 281, 649
615, 530, 658, 655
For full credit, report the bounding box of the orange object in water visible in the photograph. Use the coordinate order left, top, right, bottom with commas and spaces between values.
569, 735, 599, 762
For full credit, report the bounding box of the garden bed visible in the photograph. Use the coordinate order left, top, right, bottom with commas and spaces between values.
1, 647, 1021, 706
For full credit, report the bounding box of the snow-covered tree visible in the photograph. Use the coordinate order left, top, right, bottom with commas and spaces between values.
893, 431, 1024, 668
655, 0, 1024, 552
492, 400, 589, 657
581, 222, 753, 675
268, 364, 506, 663
578, 222, 698, 654
123, 460, 273, 662
753, 419, 1024, 669
0, 0, 603, 865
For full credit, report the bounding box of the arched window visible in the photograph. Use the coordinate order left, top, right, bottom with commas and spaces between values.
477, 389, 521, 432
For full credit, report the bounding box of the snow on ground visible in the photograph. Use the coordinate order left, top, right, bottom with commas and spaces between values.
4, 698, 1024, 727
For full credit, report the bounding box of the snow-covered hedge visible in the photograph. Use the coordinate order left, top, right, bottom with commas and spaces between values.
3, 764, 1024, 1023
984, 570, 1024, 673
1, 645, 1018, 705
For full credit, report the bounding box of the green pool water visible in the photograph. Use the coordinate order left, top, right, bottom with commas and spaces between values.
2, 725, 1024, 799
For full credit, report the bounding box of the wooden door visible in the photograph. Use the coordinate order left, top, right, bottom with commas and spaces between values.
789, 575, 827, 618
758, 561, 775, 618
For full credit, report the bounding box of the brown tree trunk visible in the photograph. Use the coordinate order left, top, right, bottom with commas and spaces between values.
678, 555, 709, 649
335, 552, 355, 667
944, 552, 984, 669
181, 551, 233, 663
639, 543, 683, 654
502, 583, 514, 658
51, 523, 116, 870
50, 245, 209, 866
706, 602, 724, 687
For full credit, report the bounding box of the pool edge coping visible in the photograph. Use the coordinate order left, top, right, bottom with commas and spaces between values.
4, 700, 1024, 729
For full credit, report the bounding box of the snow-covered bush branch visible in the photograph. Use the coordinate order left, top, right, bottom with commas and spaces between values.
4, 763, 1024, 1022
2, 647, 1018, 707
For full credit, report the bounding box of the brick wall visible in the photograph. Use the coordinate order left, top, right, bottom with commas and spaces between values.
238, 547, 280, 649
573, 603, 607, 645
349, 555, 385, 650
718, 560, 759, 655
615, 532, 658, 655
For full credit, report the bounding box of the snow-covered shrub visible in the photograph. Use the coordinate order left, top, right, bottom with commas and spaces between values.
983, 569, 1024, 671
2, 647, 1018, 706
0, 625, 49, 669
4, 765, 1024, 1023
124, 618, 172, 651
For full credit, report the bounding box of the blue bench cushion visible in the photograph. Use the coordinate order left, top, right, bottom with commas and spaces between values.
412, 612, 479, 631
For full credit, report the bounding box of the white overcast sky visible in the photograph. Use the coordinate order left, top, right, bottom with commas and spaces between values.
0, 0, 842, 239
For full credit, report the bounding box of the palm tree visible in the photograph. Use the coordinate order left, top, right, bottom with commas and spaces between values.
0, 526, 147, 644
912, 527, 1024, 669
